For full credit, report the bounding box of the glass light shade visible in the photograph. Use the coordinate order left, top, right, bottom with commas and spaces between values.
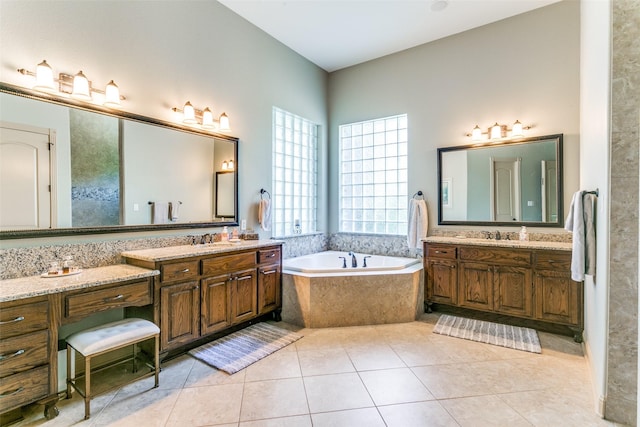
227, 159, 234, 170
34, 60, 55, 91
182, 101, 197, 124
103, 80, 121, 107
222, 161, 228, 170
71, 71, 91, 100
218, 112, 230, 131
471, 125, 482, 141
512, 120, 524, 137
490, 123, 502, 139
202, 107, 215, 128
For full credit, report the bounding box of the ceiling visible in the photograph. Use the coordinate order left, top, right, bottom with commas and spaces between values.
218, 0, 561, 72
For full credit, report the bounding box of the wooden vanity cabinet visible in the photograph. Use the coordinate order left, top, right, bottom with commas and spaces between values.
424, 241, 583, 340
257, 247, 282, 316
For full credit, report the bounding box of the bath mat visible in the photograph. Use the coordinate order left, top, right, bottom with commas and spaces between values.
189, 322, 302, 374
433, 314, 541, 354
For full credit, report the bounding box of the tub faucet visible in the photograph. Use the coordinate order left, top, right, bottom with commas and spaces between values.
363, 256, 372, 267
348, 252, 358, 268
338, 256, 347, 268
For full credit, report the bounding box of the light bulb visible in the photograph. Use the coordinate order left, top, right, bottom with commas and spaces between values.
202, 107, 215, 128
218, 112, 230, 131
182, 101, 197, 124
71, 71, 91, 100
490, 123, 501, 139
227, 159, 234, 170
222, 161, 228, 170
471, 125, 482, 141
512, 120, 524, 137
34, 60, 55, 91
103, 80, 121, 107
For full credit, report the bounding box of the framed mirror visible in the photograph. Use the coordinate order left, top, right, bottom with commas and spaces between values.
437, 134, 563, 227
0, 83, 238, 239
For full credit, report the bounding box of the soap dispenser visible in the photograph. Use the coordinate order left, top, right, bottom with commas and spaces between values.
221, 226, 229, 241
519, 226, 529, 241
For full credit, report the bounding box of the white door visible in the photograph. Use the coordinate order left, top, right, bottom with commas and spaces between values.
490, 157, 521, 222
541, 160, 557, 222
0, 122, 55, 230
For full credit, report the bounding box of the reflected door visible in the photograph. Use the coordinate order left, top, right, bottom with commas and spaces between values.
0, 122, 54, 230
490, 158, 521, 222
541, 160, 557, 222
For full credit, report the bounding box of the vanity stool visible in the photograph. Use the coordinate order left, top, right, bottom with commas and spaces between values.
65, 318, 160, 419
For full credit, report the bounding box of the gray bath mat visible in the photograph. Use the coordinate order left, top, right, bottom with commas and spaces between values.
189, 322, 302, 374
433, 314, 541, 353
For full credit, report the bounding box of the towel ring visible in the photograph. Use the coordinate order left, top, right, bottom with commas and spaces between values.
412, 191, 424, 200
260, 189, 271, 200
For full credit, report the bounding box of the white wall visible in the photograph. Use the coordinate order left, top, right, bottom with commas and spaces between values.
580, 0, 611, 416
327, 1, 580, 234
0, 0, 328, 247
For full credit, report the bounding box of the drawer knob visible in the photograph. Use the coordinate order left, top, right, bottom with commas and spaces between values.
103, 294, 124, 302
0, 349, 25, 361
0, 316, 24, 325
180, 268, 190, 273
0, 387, 24, 397
267, 253, 276, 258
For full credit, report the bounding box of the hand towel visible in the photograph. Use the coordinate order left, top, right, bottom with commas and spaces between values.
169, 201, 181, 221
258, 199, 271, 231
564, 191, 597, 281
407, 198, 428, 249
152, 201, 169, 224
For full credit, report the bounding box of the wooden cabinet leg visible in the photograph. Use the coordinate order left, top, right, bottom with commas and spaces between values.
569, 327, 584, 343
425, 302, 433, 313
273, 309, 282, 322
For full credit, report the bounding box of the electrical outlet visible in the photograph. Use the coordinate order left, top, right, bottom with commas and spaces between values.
241, 219, 247, 230
527, 201, 535, 207
133, 203, 139, 211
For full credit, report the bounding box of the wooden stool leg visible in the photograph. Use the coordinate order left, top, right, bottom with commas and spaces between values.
154, 334, 159, 388
84, 355, 91, 419
66, 344, 72, 399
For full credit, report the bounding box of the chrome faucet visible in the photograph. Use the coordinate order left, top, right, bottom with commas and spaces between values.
348, 252, 358, 268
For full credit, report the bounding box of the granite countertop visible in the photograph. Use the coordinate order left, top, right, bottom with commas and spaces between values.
0, 264, 159, 303
423, 236, 572, 251
121, 239, 283, 262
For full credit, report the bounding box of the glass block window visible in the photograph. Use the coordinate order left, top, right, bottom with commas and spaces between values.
272, 107, 318, 237
339, 114, 408, 235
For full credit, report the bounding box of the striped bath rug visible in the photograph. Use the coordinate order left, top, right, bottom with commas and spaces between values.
189, 322, 302, 374
433, 314, 541, 354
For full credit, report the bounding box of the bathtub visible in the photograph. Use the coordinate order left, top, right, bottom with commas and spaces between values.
282, 251, 424, 328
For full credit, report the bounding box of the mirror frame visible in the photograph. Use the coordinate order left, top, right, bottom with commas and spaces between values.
437, 134, 564, 227
0, 82, 239, 239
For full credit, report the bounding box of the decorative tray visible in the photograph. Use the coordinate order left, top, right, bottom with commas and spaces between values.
41, 269, 82, 278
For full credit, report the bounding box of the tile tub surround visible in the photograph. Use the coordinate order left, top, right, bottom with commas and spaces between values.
282, 262, 424, 328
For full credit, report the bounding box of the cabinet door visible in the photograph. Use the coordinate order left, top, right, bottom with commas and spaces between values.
458, 262, 493, 311
534, 270, 580, 326
231, 269, 258, 324
258, 264, 281, 315
160, 281, 200, 350
201, 275, 231, 336
493, 266, 533, 317
427, 259, 457, 304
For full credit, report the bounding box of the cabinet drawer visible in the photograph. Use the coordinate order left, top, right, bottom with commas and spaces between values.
257, 248, 281, 264
161, 260, 199, 283
0, 330, 48, 378
460, 247, 531, 266
65, 280, 152, 319
0, 301, 48, 339
535, 252, 572, 271
0, 365, 49, 413
202, 252, 256, 276
426, 245, 457, 260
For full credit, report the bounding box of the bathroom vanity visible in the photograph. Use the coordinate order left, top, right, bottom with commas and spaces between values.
423, 237, 583, 341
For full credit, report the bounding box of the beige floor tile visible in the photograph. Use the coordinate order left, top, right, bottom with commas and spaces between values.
184, 359, 246, 387
439, 395, 533, 427
293, 329, 344, 351
244, 349, 302, 382
303, 372, 374, 413
389, 340, 453, 366
378, 401, 459, 427
359, 367, 435, 405
165, 383, 244, 426
297, 347, 355, 376
91, 387, 180, 427
346, 344, 406, 371
240, 378, 309, 421
240, 414, 313, 426
311, 407, 386, 427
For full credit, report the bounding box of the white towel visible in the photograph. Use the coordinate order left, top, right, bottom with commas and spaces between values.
564, 191, 596, 281
169, 201, 181, 221
152, 201, 169, 224
258, 199, 271, 231
407, 198, 428, 249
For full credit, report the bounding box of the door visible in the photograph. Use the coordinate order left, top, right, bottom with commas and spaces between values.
258, 264, 281, 315
541, 160, 557, 222
427, 259, 457, 304
201, 275, 231, 335
458, 262, 493, 311
160, 281, 200, 350
490, 157, 521, 222
493, 265, 533, 317
0, 122, 55, 230
230, 269, 258, 324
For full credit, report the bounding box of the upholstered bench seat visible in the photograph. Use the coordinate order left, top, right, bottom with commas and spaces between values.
66, 318, 160, 420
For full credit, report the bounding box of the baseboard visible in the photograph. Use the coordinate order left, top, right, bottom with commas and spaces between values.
582, 338, 606, 417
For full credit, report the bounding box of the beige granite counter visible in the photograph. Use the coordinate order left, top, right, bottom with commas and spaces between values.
423, 236, 572, 251
0, 264, 159, 303
121, 239, 283, 262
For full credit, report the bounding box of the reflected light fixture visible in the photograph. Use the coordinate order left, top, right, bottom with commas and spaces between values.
466, 120, 532, 141
221, 159, 234, 170
172, 102, 231, 132
17, 60, 125, 107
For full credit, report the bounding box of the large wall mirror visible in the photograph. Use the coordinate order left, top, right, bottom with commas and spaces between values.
438, 134, 563, 227
0, 83, 238, 239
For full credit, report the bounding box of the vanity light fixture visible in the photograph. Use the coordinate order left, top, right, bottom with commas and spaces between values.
17, 60, 125, 107
467, 120, 532, 141
221, 159, 234, 171
172, 102, 231, 132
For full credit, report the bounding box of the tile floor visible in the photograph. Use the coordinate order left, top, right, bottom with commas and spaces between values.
15, 314, 625, 426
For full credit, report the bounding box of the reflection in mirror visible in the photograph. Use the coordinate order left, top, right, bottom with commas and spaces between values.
0, 84, 238, 238
215, 171, 236, 218
438, 134, 563, 227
